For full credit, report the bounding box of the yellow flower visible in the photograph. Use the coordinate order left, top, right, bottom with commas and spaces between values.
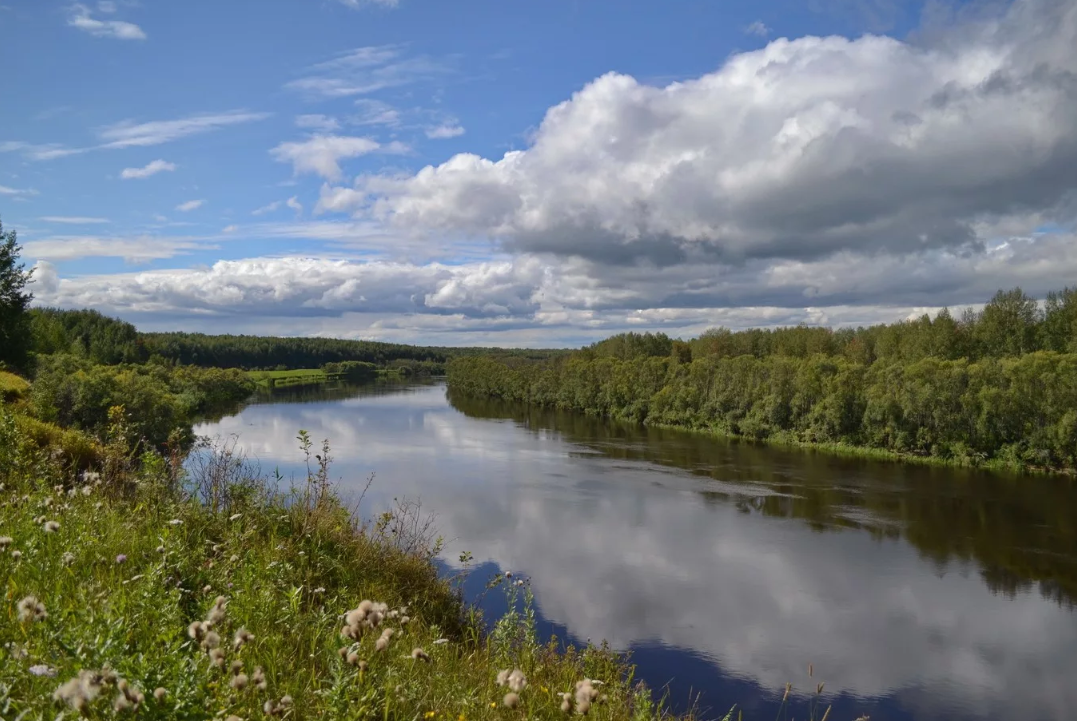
541, 686, 549, 693
490, 702, 497, 708
458, 716, 466, 721
424, 712, 436, 719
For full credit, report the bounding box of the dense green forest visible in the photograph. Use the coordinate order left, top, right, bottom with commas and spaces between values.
447, 287, 1077, 473
27, 307, 567, 373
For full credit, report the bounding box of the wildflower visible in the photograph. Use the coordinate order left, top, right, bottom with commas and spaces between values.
374, 631, 392, 652
115, 554, 127, 564
234, 627, 255, 649
203, 584, 213, 593
503, 693, 520, 709
433, 638, 449, 645
43, 520, 60, 533
574, 679, 599, 715
411, 647, 431, 663
207, 596, 228, 625
29, 664, 56, 677
400, 615, 411, 625
17, 595, 47, 623
114, 679, 144, 712
313, 587, 325, 594
425, 712, 436, 719
231, 673, 249, 691
226, 716, 244, 721
515, 579, 524, 587
560, 693, 574, 714
62, 552, 75, 566
188, 620, 207, 642
229, 554, 239, 562
0, 536, 12, 548
81, 485, 93, 496
507, 669, 527, 693
54, 670, 106, 712
358, 660, 368, 672
505, 571, 513, 579
251, 666, 267, 691
202, 630, 222, 650
11, 550, 22, 560
346, 650, 361, 665
209, 648, 227, 668
496, 670, 510, 686
153, 687, 167, 701
231, 660, 245, 675
156, 545, 166, 553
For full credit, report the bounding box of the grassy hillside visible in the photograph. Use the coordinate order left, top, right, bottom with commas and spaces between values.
0, 404, 694, 720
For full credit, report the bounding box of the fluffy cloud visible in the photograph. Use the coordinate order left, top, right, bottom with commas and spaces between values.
31, 229, 1077, 336
120, 159, 176, 179
332, 0, 1077, 268
270, 135, 403, 181
67, 3, 146, 40
175, 199, 204, 212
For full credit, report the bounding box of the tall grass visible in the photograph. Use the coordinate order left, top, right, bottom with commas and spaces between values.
0, 408, 687, 720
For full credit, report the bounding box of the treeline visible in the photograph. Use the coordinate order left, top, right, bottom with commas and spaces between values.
28, 354, 254, 449
447, 287, 1077, 473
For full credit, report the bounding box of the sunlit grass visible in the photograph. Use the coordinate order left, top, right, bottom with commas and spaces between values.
0, 427, 682, 720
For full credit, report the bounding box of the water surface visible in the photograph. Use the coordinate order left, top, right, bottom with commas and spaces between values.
195, 381, 1077, 721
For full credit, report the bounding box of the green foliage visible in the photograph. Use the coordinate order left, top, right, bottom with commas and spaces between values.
323, 360, 379, 380
0, 218, 33, 370
448, 351, 1077, 473
29, 354, 255, 448
0, 427, 684, 720
0, 370, 30, 403
140, 331, 568, 372
29, 307, 146, 364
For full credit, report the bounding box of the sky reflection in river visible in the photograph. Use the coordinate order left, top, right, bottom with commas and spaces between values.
195, 381, 1077, 720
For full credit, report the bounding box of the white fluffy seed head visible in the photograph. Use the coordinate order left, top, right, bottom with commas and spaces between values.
503, 692, 520, 709
507, 669, 527, 693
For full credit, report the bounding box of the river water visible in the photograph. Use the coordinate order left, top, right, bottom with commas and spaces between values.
194, 380, 1077, 721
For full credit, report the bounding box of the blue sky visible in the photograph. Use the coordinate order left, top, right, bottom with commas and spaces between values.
2, 0, 1075, 346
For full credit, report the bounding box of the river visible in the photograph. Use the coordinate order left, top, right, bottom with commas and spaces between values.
194, 379, 1077, 721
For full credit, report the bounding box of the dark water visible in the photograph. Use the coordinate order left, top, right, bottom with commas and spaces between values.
195, 380, 1077, 721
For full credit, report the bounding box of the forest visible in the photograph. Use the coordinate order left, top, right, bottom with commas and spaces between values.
447, 287, 1077, 472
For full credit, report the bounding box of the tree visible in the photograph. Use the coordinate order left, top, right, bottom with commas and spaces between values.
0, 218, 33, 369
974, 287, 1041, 357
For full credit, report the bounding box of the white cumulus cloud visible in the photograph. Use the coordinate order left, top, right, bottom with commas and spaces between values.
270, 135, 388, 181
340, 0, 1077, 269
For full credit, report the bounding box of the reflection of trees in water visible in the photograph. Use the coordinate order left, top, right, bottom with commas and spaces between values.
447, 390, 1077, 607
249, 379, 437, 406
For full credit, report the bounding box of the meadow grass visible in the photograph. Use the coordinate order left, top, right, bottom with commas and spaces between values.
0, 413, 684, 721
0, 370, 30, 403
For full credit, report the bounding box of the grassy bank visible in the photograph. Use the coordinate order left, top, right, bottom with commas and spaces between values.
0, 407, 691, 720
248, 367, 409, 390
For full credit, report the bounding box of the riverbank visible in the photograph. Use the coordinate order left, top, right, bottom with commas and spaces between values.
248, 367, 407, 389
0, 414, 687, 720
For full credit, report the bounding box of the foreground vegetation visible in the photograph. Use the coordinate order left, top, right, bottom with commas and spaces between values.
448, 287, 1077, 474
0, 406, 687, 720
